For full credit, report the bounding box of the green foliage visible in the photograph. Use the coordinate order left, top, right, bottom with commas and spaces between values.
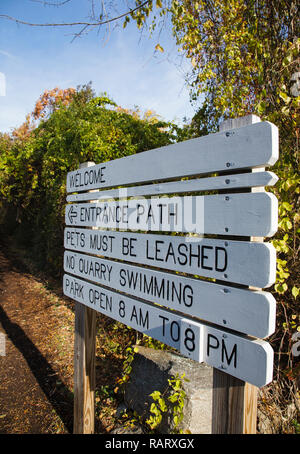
0, 83, 175, 274
146, 373, 188, 433
127, 0, 299, 428
118, 346, 139, 385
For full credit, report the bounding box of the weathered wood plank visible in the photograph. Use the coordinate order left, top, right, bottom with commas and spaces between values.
66, 171, 278, 202
64, 250, 276, 338
63, 273, 274, 388
64, 228, 276, 288
73, 162, 96, 435
65, 192, 278, 238
66, 121, 278, 193
73, 302, 96, 434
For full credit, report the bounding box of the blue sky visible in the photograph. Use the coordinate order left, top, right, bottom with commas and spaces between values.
0, 0, 196, 133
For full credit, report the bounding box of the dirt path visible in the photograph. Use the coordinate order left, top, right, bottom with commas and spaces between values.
0, 238, 131, 434
0, 241, 75, 434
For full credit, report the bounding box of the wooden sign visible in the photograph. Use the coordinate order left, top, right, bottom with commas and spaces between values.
66, 121, 278, 193
64, 250, 276, 338
65, 117, 280, 434
66, 171, 278, 203
65, 192, 278, 237
64, 228, 276, 288
63, 273, 274, 388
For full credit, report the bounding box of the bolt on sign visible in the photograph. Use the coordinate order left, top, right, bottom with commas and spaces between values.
64, 120, 278, 389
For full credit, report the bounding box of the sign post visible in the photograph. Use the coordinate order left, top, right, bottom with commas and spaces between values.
64, 116, 278, 434
73, 162, 96, 435
212, 115, 262, 434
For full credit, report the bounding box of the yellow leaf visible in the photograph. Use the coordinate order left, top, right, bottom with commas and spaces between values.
155, 44, 164, 52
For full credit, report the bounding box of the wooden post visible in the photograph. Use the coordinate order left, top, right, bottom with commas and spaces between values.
212, 115, 261, 434
73, 162, 97, 434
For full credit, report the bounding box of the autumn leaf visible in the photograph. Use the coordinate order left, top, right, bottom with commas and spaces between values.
155, 43, 164, 52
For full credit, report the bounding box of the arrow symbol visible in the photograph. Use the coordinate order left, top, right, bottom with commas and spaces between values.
68, 205, 77, 224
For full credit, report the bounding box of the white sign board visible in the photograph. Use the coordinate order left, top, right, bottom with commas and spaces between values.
64, 120, 279, 388
64, 250, 275, 338
66, 122, 278, 193
66, 171, 278, 203
63, 273, 274, 387
64, 228, 276, 288
65, 193, 278, 237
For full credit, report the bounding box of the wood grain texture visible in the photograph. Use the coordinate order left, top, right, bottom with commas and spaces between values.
64, 227, 277, 288
66, 171, 278, 202
73, 303, 96, 434
211, 115, 263, 434
73, 162, 97, 434
212, 369, 256, 433
64, 250, 276, 338
65, 192, 278, 237
64, 273, 274, 387
66, 121, 278, 193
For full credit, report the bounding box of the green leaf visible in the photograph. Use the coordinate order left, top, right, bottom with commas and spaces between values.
279, 91, 291, 103
150, 390, 161, 401
292, 287, 299, 300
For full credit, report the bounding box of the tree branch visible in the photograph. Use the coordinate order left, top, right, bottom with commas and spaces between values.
29, 0, 73, 6
0, 1, 151, 28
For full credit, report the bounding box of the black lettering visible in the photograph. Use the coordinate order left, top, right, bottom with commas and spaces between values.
66, 231, 71, 244
119, 300, 125, 318
96, 207, 102, 221
168, 204, 178, 224
130, 305, 138, 324
165, 242, 176, 264
184, 328, 195, 352
136, 204, 145, 223
133, 308, 149, 329
189, 244, 201, 267
122, 238, 130, 255
177, 243, 188, 265
66, 254, 75, 269
154, 278, 165, 298
119, 269, 126, 287
155, 240, 164, 262
159, 315, 169, 336
183, 285, 193, 307
128, 270, 139, 290
207, 334, 219, 356
89, 234, 98, 250
129, 238, 137, 257
147, 205, 155, 223
146, 240, 154, 260
215, 247, 228, 272
140, 309, 149, 328
170, 321, 180, 342
201, 246, 213, 270
143, 275, 153, 294
158, 203, 167, 223
122, 237, 137, 257
222, 340, 237, 368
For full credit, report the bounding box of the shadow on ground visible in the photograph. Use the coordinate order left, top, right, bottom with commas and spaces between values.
0, 304, 74, 433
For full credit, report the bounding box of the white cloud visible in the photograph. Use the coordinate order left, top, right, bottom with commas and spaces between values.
0, 49, 17, 60
0, 72, 6, 96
